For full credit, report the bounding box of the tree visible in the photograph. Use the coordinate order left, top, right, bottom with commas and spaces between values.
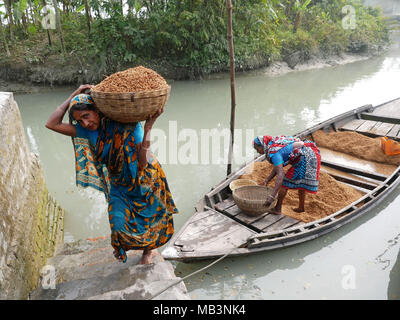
84, 0, 91, 33
0, 13, 11, 56
4, 0, 14, 40
42, 0, 53, 47
51, 0, 65, 54
293, 0, 312, 32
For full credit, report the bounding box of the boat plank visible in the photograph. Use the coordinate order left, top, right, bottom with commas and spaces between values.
363, 121, 382, 134
214, 197, 235, 212
216, 200, 283, 231
340, 119, 365, 131
193, 226, 255, 252
319, 147, 396, 177
191, 209, 219, 224
368, 122, 394, 136
367, 98, 400, 118
321, 166, 380, 186
321, 159, 388, 181
175, 212, 231, 245
251, 214, 286, 230
234, 211, 272, 226
175, 213, 255, 250
387, 124, 400, 138
327, 172, 378, 190
356, 120, 380, 133
224, 204, 243, 217
262, 216, 300, 232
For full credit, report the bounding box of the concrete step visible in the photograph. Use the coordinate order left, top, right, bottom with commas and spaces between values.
50, 246, 164, 283
87, 278, 189, 300
30, 236, 190, 300
30, 260, 189, 300
48, 237, 159, 282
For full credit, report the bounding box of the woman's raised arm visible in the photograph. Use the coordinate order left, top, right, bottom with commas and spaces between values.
45, 84, 93, 137
138, 107, 165, 168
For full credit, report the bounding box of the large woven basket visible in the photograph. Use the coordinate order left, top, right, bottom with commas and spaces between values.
229, 179, 257, 191
232, 185, 277, 217
90, 85, 171, 123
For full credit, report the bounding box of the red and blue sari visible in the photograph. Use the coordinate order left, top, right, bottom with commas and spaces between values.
72, 118, 179, 263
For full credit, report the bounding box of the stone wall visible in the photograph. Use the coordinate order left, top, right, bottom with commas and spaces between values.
0, 92, 64, 299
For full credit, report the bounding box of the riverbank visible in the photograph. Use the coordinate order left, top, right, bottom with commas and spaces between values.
0, 48, 386, 94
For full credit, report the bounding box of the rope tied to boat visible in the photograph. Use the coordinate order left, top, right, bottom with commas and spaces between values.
147, 239, 251, 300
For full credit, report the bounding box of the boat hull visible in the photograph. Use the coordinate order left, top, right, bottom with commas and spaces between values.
162, 98, 400, 262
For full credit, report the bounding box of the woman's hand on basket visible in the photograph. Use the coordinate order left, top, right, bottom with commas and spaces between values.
71, 84, 94, 98
144, 107, 164, 131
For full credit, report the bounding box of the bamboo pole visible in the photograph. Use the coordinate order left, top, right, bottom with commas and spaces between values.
226, 0, 236, 176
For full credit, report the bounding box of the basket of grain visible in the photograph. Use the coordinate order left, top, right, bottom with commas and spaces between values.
232, 185, 277, 217
90, 66, 170, 123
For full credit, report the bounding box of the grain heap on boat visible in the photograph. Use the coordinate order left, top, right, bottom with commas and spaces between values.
312, 130, 400, 166
239, 161, 362, 223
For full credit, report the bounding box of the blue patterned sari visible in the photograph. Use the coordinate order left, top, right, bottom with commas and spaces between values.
72, 118, 178, 262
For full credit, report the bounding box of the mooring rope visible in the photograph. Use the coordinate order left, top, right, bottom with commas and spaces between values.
147, 244, 243, 300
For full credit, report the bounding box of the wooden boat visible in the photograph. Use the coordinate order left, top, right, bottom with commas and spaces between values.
162, 97, 400, 262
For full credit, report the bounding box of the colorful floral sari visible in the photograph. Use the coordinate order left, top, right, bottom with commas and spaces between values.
72, 118, 179, 262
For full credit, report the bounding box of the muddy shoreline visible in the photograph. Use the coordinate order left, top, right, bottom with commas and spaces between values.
0, 50, 385, 94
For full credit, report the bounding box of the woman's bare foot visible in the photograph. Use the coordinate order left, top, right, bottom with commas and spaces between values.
138, 249, 154, 265
293, 207, 305, 213
269, 208, 282, 215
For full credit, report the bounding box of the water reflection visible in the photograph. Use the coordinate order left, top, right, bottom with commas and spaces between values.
176, 185, 400, 300
388, 248, 400, 300
234, 55, 387, 135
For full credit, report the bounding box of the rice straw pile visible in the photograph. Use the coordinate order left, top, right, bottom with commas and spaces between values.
93, 66, 168, 93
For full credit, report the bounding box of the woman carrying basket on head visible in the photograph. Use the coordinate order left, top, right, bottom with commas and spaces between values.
46, 84, 179, 264
253, 135, 321, 215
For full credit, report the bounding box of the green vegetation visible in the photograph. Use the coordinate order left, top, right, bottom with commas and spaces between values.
0, 0, 390, 82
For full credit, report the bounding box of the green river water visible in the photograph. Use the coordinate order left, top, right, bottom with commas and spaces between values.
14, 28, 400, 300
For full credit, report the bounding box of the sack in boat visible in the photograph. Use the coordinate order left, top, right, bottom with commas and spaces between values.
380, 137, 400, 156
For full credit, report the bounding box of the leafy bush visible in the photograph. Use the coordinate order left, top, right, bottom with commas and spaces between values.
0, 0, 391, 79
280, 28, 318, 59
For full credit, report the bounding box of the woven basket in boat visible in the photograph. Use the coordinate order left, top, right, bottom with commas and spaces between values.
90, 85, 171, 123
232, 185, 277, 217
229, 179, 257, 191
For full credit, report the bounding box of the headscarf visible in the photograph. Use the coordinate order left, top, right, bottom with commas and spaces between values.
254, 135, 303, 165
69, 93, 95, 111
253, 135, 273, 153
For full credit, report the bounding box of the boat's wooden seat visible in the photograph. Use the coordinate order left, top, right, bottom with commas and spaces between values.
214, 196, 301, 233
